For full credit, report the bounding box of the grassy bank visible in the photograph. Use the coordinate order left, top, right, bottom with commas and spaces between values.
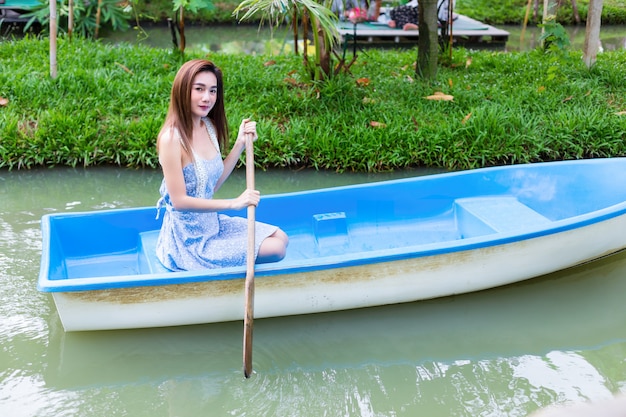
131, 0, 626, 26
1, 37, 625, 171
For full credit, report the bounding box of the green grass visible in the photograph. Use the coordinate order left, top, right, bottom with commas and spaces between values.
455, 0, 626, 25
1, 36, 625, 172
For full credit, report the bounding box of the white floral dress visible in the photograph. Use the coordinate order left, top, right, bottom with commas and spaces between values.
155, 118, 277, 271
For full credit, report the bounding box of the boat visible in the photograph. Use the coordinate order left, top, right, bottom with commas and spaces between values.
38, 158, 626, 331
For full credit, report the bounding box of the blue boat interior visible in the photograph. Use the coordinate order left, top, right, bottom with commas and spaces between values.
41, 159, 626, 284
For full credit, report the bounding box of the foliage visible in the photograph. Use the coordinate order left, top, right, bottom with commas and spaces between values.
171, 0, 215, 52
539, 18, 570, 52
1, 37, 626, 172
601, 1, 626, 25
234, 0, 340, 81
23, 0, 132, 37
455, 0, 626, 26
122, 0, 626, 26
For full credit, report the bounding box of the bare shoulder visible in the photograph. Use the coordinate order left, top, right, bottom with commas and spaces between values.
158, 128, 180, 150
158, 128, 183, 166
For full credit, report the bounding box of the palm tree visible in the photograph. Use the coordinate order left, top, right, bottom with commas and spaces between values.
235, 0, 340, 81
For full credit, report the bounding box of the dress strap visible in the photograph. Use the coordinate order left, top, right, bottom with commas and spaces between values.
203, 117, 220, 154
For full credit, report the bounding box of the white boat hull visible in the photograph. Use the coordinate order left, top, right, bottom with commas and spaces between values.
52, 213, 626, 331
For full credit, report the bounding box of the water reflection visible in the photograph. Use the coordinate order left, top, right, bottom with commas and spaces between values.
502, 24, 626, 52
98, 23, 626, 53
42, 248, 626, 415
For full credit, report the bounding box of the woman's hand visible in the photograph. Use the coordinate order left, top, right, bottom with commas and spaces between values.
231, 189, 260, 210
237, 119, 258, 145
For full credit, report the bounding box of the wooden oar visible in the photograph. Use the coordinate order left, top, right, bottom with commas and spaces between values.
243, 132, 255, 378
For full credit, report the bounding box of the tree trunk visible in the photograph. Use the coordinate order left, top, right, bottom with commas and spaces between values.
302, 12, 309, 71
68, 0, 73, 39
179, 8, 186, 53
570, 0, 581, 24
95, 0, 102, 39
293, 9, 299, 55
583, 0, 603, 68
416, 0, 439, 79
317, 23, 331, 78
533, 0, 539, 19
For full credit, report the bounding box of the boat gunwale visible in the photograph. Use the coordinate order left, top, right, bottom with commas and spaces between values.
38, 158, 626, 293
38, 202, 626, 293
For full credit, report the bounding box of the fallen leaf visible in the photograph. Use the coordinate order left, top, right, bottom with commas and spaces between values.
425, 91, 454, 101
369, 121, 386, 128
616, 111, 626, 116
356, 77, 370, 87
448, 78, 453, 88
406, 75, 414, 83
283, 77, 299, 86
263, 60, 276, 67
465, 57, 472, 68
462, 112, 472, 124
562, 95, 573, 102
0, 97, 8, 107
537, 86, 546, 93
411, 116, 419, 130
362, 97, 376, 104
401, 64, 409, 71
114, 62, 133, 74
287, 69, 297, 76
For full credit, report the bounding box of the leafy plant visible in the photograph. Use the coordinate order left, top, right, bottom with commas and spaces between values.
23, 0, 132, 37
539, 18, 570, 52
170, 0, 215, 53
234, 0, 340, 81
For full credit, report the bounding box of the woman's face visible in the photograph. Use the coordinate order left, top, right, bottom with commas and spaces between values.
190, 70, 218, 120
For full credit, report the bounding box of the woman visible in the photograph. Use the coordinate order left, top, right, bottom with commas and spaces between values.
387, 0, 419, 30
155, 59, 288, 271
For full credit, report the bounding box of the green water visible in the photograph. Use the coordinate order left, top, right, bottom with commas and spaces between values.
1, 167, 625, 416
98, 23, 626, 53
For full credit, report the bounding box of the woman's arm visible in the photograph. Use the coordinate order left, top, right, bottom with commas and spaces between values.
159, 128, 257, 212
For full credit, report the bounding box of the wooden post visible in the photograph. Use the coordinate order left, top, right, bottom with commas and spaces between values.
68, 0, 74, 39
95, 0, 102, 39
50, 0, 57, 78
583, 0, 604, 68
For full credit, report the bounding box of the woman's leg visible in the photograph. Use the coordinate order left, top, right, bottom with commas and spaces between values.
257, 229, 289, 263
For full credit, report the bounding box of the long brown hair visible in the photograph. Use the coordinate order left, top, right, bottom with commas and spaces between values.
158, 59, 229, 155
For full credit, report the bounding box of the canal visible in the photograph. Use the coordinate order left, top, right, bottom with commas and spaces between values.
1, 167, 625, 416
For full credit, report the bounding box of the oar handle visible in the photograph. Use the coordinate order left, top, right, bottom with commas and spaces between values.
243, 132, 255, 378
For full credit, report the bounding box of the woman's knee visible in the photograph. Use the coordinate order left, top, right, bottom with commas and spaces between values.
257, 230, 288, 263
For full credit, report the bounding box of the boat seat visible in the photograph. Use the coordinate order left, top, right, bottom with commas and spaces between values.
138, 230, 170, 274
313, 211, 349, 250
455, 196, 551, 237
